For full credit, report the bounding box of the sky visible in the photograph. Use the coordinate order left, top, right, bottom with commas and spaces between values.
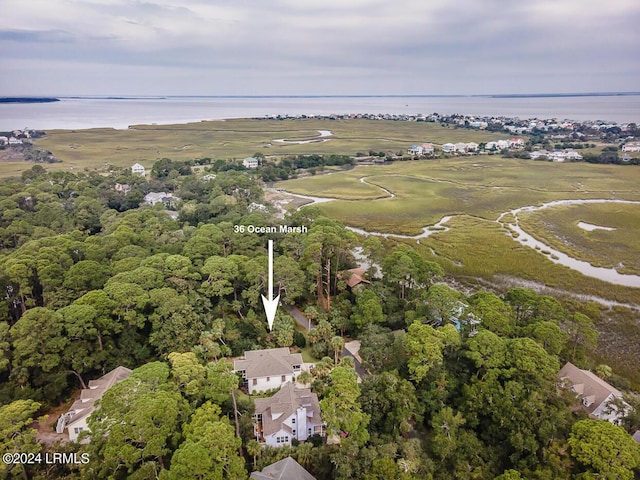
1, 0, 639, 96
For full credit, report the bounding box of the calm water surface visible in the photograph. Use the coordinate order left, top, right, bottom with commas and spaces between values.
1, 95, 639, 130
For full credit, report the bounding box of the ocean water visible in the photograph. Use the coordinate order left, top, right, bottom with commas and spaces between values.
1, 94, 639, 131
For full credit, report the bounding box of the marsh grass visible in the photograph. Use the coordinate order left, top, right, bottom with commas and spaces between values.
518, 204, 640, 275
15, 118, 513, 178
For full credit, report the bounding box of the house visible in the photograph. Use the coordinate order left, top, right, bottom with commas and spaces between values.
509, 138, 525, 149
8, 137, 23, 145
250, 456, 316, 480
253, 382, 325, 447
421, 143, 435, 155
341, 267, 371, 289
633, 431, 640, 444
564, 150, 583, 161
454, 142, 468, 153
442, 143, 455, 153
407, 145, 424, 156
0, 136, 8, 146
530, 150, 549, 160
622, 142, 640, 152
466, 142, 479, 152
496, 139, 509, 150
143, 191, 178, 208
234, 348, 303, 394
558, 362, 630, 424
114, 183, 131, 194
131, 163, 146, 175
56, 366, 132, 442
243, 157, 260, 169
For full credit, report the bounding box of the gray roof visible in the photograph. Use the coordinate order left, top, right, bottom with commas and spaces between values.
66, 366, 132, 427
254, 382, 322, 438
250, 456, 316, 480
633, 430, 640, 444
558, 362, 621, 414
234, 348, 302, 379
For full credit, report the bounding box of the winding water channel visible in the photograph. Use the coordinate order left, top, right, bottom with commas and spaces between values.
278, 188, 640, 289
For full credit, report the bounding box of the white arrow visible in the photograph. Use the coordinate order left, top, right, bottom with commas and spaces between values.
261, 239, 280, 331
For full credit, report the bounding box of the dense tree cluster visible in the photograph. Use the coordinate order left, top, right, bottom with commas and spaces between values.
0, 162, 638, 479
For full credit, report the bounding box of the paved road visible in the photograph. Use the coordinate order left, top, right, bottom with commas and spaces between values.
284, 304, 312, 331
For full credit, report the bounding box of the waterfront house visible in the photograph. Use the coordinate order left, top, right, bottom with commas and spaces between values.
243, 157, 260, 169
509, 138, 525, 149
421, 143, 435, 154
442, 143, 455, 153
234, 347, 303, 394
131, 163, 146, 175
454, 142, 468, 153
253, 382, 325, 447
407, 145, 424, 156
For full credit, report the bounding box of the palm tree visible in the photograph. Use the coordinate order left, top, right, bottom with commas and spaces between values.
330, 336, 345, 365
298, 370, 313, 386
246, 439, 261, 468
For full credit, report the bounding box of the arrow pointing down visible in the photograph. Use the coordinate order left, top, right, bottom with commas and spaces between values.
261, 239, 280, 331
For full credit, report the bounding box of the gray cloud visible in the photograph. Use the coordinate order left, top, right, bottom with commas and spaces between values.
1, 0, 639, 95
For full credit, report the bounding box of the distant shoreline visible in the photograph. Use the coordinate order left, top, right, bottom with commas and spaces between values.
0, 97, 60, 104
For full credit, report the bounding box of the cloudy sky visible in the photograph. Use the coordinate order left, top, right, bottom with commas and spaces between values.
1, 0, 639, 96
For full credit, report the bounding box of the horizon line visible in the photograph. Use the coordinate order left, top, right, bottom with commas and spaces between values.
3, 91, 640, 100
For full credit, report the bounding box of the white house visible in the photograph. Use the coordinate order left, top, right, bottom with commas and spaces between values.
0, 136, 8, 146
622, 142, 640, 152
454, 142, 468, 153
565, 150, 583, 161
530, 150, 549, 160
131, 163, 146, 175
442, 143, 455, 153
407, 145, 424, 156
558, 362, 630, 425
421, 143, 435, 154
56, 366, 132, 442
254, 382, 325, 447
496, 139, 509, 150
234, 348, 303, 394
143, 191, 178, 208
243, 157, 260, 169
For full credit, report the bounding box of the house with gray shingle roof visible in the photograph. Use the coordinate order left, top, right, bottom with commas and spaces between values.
558, 362, 630, 424
250, 456, 316, 480
234, 348, 303, 394
56, 366, 132, 442
254, 382, 325, 448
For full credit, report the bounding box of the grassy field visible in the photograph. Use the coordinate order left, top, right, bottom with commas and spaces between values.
518, 203, 640, 275
1, 118, 514, 178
